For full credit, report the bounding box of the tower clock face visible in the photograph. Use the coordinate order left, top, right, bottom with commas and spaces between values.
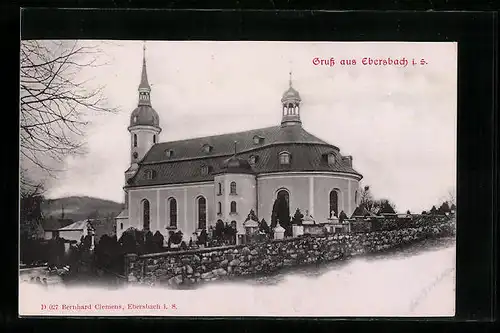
133, 152, 139, 159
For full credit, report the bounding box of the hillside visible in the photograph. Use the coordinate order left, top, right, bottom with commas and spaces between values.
42, 196, 125, 222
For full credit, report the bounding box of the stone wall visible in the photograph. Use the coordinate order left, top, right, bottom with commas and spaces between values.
125, 219, 455, 288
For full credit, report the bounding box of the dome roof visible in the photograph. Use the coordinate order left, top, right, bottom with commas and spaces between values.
219, 155, 254, 174
281, 86, 301, 101
130, 105, 160, 127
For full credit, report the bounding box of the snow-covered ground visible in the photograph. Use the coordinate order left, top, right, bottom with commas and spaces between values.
19, 238, 455, 317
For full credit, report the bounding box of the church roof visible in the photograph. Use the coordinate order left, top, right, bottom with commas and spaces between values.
142, 125, 334, 163
219, 156, 255, 175
126, 125, 362, 188
130, 105, 160, 127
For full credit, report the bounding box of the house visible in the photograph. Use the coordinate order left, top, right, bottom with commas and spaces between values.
57, 219, 95, 242
41, 218, 74, 240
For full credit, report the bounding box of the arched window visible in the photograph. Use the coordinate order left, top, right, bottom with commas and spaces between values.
153, 135, 156, 144
327, 153, 336, 165
230, 181, 237, 194
329, 190, 339, 218
133, 134, 137, 147
355, 190, 358, 205
217, 202, 222, 214
169, 198, 177, 227
142, 199, 150, 231
230, 201, 237, 213
249, 155, 258, 165
120, 223, 123, 230
277, 189, 290, 204
197, 196, 207, 229
279, 152, 290, 165
217, 182, 222, 195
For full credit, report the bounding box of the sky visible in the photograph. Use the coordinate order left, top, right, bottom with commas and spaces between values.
35, 41, 457, 213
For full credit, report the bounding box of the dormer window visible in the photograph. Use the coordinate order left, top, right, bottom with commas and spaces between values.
253, 135, 264, 144
327, 153, 336, 165
279, 151, 290, 165
249, 155, 259, 165
165, 149, 174, 157
202, 144, 213, 153
144, 169, 156, 180
201, 165, 210, 176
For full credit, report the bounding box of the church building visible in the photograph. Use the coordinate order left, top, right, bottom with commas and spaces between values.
115, 47, 363, 241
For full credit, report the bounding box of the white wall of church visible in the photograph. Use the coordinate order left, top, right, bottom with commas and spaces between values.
214, 174, 257, 234
125, 172, 360, 241
257, 172, 361, 223
129, 126, 160, 165
127, 182, 215, 242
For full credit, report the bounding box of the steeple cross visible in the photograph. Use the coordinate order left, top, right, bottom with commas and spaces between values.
289, 71, 292, 87
233, 141, 238, 156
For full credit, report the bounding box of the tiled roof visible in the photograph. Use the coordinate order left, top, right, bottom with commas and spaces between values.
57, 220, 93, 231
115, 210, 128, 219
127, 125, 362, 187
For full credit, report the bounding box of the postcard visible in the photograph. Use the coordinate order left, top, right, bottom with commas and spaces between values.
19, 40, 457, 317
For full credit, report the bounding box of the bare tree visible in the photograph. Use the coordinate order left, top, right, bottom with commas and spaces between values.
20, 40, 117, 179
447, 187, 456, 206
359, 185, 376, 213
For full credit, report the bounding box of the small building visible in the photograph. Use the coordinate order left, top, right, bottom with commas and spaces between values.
57, 219, 95, 242
41, 218, 74, 240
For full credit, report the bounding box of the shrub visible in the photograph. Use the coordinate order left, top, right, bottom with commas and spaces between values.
291, 209, 304, 225
169, 230, 183, 245
339, 211, 348, 223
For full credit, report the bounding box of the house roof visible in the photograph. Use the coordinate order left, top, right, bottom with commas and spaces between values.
126, 125, 362, 187
351, 205, 373, 217
57, 219, 93, 231
115, 210, 128, 219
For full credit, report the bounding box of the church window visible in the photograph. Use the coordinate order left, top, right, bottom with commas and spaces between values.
249, 155, 259, 165
142, 199, 150, 231
329, 190, 340, 218
217, 183, 222, 195
133, 134, 137, 147
253, 136, 264, 144
279, 152, 290, 165
144, 169, 156, 180
328, 153, 336, 165
153, 135, 156, 144
201, 165, 209, 176
197, 196, 207, 229
277, 188, 290, 204
230, 201, 237, 214
355, 190, 358, 205
230, 181, 237, 195
202, 144, 213, 153
168, 198, 177, 228
120, 223, 123, 230
133, 152, 138, 159
217, 202, 222, 215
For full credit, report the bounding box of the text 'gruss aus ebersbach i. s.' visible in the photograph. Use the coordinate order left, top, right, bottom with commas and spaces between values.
40, 303, 178, 312
312, 57, 428, 67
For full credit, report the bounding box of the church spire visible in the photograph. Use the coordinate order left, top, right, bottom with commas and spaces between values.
281, 72, 302, 127
138, 41, 151, 106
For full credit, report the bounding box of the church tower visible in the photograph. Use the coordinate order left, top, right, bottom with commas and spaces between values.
281, 72, 302, 127
125, 43, 162, 183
